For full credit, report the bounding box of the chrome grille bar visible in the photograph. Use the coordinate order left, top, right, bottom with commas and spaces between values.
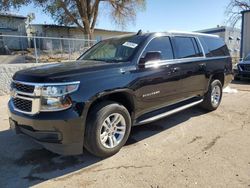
10, 81, 41, 115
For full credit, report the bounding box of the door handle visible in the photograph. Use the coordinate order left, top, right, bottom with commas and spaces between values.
171, 67, 181, 73
199, 63, 206, 70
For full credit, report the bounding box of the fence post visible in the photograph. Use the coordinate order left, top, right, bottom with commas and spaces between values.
68, 39, 71, 60
60, 38, 63, 59
20, 37, 23, 52
33, 36, 38, 63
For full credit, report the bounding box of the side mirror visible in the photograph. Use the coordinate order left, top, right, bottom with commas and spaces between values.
139, 51, 161, 68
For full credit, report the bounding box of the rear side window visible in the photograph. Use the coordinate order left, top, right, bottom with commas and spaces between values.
202, 36, 229, 57
142, 37, 174, 60
173, 37, 203, 59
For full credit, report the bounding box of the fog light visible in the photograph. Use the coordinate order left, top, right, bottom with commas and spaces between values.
41, 96, 72, 111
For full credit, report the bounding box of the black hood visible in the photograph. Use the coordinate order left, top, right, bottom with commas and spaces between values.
13, 60, 124, 83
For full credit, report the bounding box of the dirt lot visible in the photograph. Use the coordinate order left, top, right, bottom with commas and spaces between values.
0, 82, 250, 188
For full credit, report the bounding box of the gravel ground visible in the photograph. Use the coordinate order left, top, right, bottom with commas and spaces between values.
0, 63, 56, 96
0, 81, 250, 188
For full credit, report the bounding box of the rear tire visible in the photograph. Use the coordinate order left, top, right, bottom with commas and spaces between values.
200, 79, 222, 111
84, 101, 131, 158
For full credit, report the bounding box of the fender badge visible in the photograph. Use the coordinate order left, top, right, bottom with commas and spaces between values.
142, 91, 160, 98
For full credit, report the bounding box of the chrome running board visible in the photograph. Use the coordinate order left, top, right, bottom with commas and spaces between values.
137, 99, 203, 125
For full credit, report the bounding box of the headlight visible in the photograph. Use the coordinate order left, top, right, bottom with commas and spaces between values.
41, 83, 79, 97
40, 82, 80, 111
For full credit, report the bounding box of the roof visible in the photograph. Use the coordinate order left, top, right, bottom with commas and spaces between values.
0, 12, 27, 19
242, 10, 250, 14
0, 26, 18, 32
31, 24, 133, 33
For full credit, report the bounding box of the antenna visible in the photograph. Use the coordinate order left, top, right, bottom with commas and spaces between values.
137, 29, 142, 35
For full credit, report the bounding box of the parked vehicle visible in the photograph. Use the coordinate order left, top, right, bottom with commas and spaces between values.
8, 31, 233, 157
234, 53, 250, 80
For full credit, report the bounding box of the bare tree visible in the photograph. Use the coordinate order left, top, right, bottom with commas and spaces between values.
226, 0, 250, 27
0, 0, 146, 39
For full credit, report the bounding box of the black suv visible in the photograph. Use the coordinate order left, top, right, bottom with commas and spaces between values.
234, 53, 250, 80
8, 31, 232, 157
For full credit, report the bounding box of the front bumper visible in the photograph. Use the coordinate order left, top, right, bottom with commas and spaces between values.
8, 100, 85, 155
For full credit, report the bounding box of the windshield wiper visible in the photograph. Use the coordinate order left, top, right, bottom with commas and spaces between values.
83, 58, 104, 61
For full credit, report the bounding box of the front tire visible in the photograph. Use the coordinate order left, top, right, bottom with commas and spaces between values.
200, 79, 223, 111
84, 101, 131, 158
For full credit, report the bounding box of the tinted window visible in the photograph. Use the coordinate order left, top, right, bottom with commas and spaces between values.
198, 37, 210, 56
173, 37, 203, 59
142, 37, 174, 60
244, 53, 250, 61
193, 38, 204, 57
202, 36, 230, 57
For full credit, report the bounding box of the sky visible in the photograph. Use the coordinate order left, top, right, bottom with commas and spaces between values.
13, 0, 231, 32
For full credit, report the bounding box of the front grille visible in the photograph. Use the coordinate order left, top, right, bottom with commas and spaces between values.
240, 64, 250, 71
13, 98, 32, 112
12, 82, 35, 93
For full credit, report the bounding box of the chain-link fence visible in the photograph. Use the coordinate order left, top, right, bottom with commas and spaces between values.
0, 35, 96, 64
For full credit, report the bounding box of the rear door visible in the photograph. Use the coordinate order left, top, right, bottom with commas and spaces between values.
172, 36, 207, 98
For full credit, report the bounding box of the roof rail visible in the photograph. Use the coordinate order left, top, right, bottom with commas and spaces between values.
137, 29, 142, 35
169, 30, 220, 38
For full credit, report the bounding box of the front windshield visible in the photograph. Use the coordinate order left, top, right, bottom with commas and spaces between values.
80, 35, 145, 62
244, 54, 250, 61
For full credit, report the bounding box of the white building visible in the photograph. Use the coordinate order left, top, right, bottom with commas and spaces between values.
25, 24, 133, 52
27, 24, 132, 41
0, 13, 28, 53
241, 10, 250, 58
196, 26, 241, 59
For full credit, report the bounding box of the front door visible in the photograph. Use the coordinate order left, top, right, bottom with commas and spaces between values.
132, 36, 183, 117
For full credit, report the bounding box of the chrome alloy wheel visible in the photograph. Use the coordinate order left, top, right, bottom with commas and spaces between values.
100, 113, 126, 149
211, 85, 221, 106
